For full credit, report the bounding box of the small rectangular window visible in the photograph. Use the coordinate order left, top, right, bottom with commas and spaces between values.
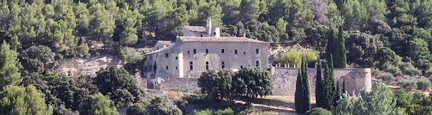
206, 61, 209, 70
166, 66, 169, 70
214, 32, 216, 35
176, 67, 178, 70
175, 57, 178, 60
190, 61, 193, 70
235, 50, 238, 55
206, 49, 209, 54
244, 52, 246, 55
222, 61, 225, 69
188, 51, 190, 54
193, 49, 196, 54
256, 61, 259, 67
240, 66, 243, 68
221, 49, 225, 54
165, 53, 169, 58
256, 49, 259, 54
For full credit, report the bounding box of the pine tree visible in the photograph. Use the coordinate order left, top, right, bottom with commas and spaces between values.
0, 40, 21, 88
295, 67, 304, 113
315, 59, 323, 108
339, 26, 347, 68
302, 59, 311, 113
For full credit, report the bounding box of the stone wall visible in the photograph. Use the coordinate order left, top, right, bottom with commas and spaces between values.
271, 67, 372, 96
158, 78, 200, 92
151, 67, 372, 96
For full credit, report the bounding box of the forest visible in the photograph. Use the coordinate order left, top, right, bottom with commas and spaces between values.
1, 0, 432, 114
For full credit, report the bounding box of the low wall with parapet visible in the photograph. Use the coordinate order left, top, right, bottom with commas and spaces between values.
151, 67, 372, 96
271, 67, 372, 96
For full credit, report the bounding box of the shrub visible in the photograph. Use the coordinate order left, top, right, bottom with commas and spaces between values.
215, 108, 234, 115
398, 77, 418, 91
403, 67, 422, 76
378, 72, 395, 84
278, 49, 318, 66
425, 69, 432, 78
397, 62, 415, 72
384, 65, 403, 76
416, 78, 432, 91
194, 109, 212, 115
126, 103, 146, 115
305, 107, 332, 115
372, 68, 380, 77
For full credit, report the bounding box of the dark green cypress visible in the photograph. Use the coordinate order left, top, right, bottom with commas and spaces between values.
315, 60, 323, 108
335, 82, 341, 107
295, 67, 304, 113
334, 26, 347, 68
339, 26, 347, 68
302, 59, 311, 112
322, 54, 336, 111
325, 27, 336, 64
342, 79, 347, 94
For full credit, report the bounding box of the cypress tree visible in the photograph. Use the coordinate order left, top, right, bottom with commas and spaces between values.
339, 26, 347, 68
342, 79, 347, 94
302, 59, 311, 113
335, 82, 341, 107
334, 26, 346, 68
322, 54, 336, 111
295, 67, 304, 113
325, 27, 336, 64
315, 59, 323, 108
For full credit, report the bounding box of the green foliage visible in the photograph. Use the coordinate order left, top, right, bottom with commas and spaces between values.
333, 26, 347, 68
371, 68, 380, 77
232, 66, 272, 104
148, 96, 182, 115
89, 93, 117, 115
375, 47, 398, 69
416, 78, 432, 91
295, 59, 311, 114
398, 77, 418, 91
315, 60, 323, 107
19, 45, 57, 74
425, 68, 432, 78
278, 49, 318, 66
384, 64, 403, 76
214, 108, 234, 115
378, 72, 395, 84
321, 54, 337, 110
335, 81, 396, 115
403, 67, 422, 76
119, 47, 143, 63
0, 85, 53, 115
197, 69, 234, 101
195, 109, 212, 115
0, 41, 21, 88
94, 66, 145, 108
126, 103, 147, 115
305, 107, 332, 115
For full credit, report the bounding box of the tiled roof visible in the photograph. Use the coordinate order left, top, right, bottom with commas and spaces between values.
178, 36, 268, 44
184, 26, 206, 32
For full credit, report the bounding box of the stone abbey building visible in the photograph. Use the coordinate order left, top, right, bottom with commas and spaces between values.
143, 18, 269, 80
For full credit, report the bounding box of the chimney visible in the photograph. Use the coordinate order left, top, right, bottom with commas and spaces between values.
206, 18, 212, 37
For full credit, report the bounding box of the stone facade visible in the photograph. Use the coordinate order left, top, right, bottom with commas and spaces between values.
143, 18, 269, 83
